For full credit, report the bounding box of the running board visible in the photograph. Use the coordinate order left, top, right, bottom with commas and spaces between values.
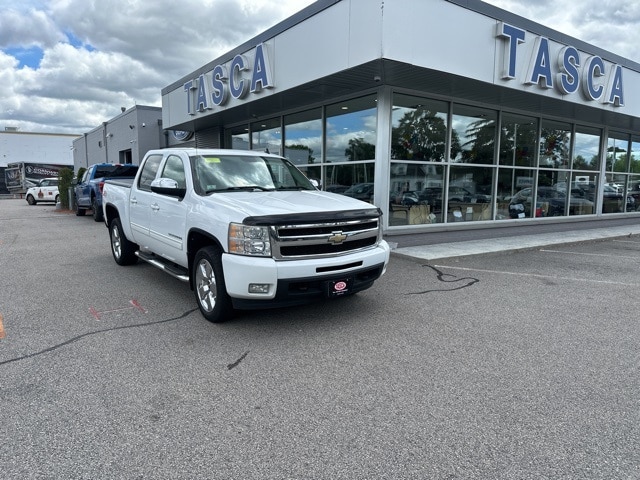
135, 251, 189, 282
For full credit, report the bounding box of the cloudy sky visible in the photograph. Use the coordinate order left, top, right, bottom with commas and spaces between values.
1, 0, 638, 135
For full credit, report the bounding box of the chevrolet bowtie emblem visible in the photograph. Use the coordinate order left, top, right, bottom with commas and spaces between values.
328, 232, 348, 244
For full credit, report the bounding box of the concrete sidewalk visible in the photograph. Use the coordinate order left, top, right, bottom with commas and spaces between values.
387, 217, 640, 261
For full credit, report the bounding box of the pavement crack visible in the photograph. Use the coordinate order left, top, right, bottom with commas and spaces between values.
406, 264, 479, 295
227, 351, 249, 370
0, 308, 198, 367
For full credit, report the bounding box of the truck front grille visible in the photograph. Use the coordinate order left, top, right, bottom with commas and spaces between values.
270, 218, 381, 260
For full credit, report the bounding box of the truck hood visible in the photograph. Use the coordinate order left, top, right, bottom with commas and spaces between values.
203, 190, 378, 218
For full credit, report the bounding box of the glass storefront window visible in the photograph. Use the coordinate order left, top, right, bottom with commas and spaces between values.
324, 163, 375, 201
572, 126, 601, 171
451, 104, 497, 164
226, 124, 250, 150
569, 172, 598, 216
629, 139, 640, 212
448, 165, 494, 222
391, 95, 449, 161
497, 168, 534, 219
284, 109, 322, 167
539, 119, 571, 169
251, 117, 281, 154
500, 113, 537, 167
389, 162, 443, 225
630, 138, 640, 174
325, 96, 377, 163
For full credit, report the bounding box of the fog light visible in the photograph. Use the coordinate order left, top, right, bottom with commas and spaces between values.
249, 283, 270, 294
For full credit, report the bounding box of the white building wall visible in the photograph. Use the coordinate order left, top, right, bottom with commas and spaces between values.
0, 131, 78, 168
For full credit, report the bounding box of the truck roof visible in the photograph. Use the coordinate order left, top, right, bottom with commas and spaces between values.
147, 148, 282, 158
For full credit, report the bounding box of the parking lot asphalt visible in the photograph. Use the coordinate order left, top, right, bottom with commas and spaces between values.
3, 198, 640, 478
386, 216, 640, 261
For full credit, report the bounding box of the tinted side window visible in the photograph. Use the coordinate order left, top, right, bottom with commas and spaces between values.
138, 155, 163, 192
161, 155, 186, 189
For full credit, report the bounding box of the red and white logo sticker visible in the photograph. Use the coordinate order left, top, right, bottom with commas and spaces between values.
334, 281, 347, 292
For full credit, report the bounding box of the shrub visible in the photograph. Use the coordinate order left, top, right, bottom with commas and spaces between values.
57, 167, 75, 209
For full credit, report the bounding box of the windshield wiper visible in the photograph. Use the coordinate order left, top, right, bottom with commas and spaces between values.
275, 186, 311, 191
206, 185, 275, 194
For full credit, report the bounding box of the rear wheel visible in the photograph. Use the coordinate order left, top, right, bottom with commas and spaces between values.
75, 196, 86, 216
27, 195, 36, 205
92, 196, 103, 222
193, 246, 233, 323
55, 195, 60, 204
109, 218, 138, 266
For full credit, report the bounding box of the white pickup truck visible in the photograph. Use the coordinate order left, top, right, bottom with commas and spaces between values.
102, 148, 390, 323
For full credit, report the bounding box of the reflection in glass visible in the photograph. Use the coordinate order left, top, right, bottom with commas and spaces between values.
226, 125, 250, 150
389, 163, 443, 225
603, 133, 629, 214
497, 168, 534, 219
448, 165, 494, 222
391, 96, 449, 161
539, 119, 571, 168
325, 96, 377, 163
500, 114, 537, 167
569, 172, 597, 216
284, 109, 322, 167
324, 163, 375, 200
451, 104, 497, 164
251, 117, 281, 154
572, 126, 601, 171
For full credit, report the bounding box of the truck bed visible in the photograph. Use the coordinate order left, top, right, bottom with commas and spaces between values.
105, 178, 135, 188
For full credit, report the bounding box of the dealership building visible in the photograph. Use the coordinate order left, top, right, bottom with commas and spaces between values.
160, 0, 640, 232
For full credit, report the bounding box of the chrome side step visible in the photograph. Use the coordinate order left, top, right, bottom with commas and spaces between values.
135, 251, 189, 282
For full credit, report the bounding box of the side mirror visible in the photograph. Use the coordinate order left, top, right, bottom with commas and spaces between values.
150, 177, 187, 198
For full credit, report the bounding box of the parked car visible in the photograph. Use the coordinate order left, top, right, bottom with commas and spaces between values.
390, 190, 420, 206
25, 178, 59, 205
418, 186, 489, 211
509, 186, 594, 217
343, 183, 374, 202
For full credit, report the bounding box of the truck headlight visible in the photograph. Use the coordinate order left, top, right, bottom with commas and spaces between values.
228, 223, 271, 257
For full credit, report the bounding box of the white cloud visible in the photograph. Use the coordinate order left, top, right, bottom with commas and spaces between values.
0, 0, 316, 134
482, 0, 640, 62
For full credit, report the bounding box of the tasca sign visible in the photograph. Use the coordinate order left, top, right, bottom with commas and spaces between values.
497, 22, 624, 107
183, 43, 273, 116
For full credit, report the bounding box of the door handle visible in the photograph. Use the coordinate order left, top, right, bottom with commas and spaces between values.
130, 197, 138, 205
151, 203, 160, 211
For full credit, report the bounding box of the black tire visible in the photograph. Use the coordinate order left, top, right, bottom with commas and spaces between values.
55, 195, 60, 204
109, 218, 138, 266
92, 196, 103, 222
192, 246, 233, 323
27, 195, 36, 205
75, 196, 86, 216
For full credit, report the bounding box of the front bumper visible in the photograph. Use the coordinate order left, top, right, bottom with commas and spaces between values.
221, 241, 390, 309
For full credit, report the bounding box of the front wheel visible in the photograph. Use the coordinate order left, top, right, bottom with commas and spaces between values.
109, 218, 138, 266
27, 195, 36, 205
193, 246, 233, 323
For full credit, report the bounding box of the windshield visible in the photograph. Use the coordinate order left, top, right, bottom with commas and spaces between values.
191, 154, 315, 195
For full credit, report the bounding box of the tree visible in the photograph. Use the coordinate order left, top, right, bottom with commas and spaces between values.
344, 138, 375, 161
391, 107, 459, 161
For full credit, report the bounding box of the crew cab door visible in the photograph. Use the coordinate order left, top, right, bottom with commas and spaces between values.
129, 154, 163, 247
146, 154, 188, 263
75, 166, 93, 206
